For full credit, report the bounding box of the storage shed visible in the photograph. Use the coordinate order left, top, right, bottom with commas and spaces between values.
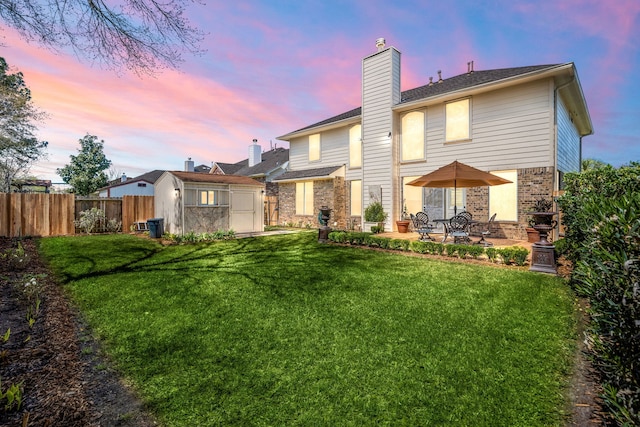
154, 171, 265, 235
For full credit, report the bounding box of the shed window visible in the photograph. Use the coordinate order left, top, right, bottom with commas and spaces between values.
190, 189, 229, 206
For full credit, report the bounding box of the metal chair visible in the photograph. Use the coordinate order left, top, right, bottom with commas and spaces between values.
449, 214, 470, 244
411, 212, 435, 241
474, 213, 497, 246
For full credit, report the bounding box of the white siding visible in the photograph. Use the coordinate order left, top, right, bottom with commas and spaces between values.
362, 48, 401, 226
557, 95, 581, 172
109, 182, 155, 197
400, 79, 555, 178
154, 173, 184, 235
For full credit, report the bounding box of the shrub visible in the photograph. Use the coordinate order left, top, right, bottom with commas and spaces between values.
388, 239, 409, 251
75, 207, 106, 234
445, 244, 459, 257
485, 247, 498, 262
467, 245, 485, 259
370, 225, 384, 234
410, 240, 429, 254
364, 201, 388, 223
558, 163, 640, 425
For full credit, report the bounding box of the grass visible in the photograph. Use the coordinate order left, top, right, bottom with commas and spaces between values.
40, 232, 577, 426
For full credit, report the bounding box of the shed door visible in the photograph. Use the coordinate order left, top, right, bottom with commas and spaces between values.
230, 190, 257, 233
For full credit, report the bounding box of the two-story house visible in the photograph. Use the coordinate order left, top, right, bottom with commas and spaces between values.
275, 39, 592, 240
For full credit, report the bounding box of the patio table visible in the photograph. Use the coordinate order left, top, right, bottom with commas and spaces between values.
433, 218, 479, 243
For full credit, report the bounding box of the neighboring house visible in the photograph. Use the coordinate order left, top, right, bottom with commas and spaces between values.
154, 171, 265, 235
98, 170, 165, 197
210, 139, 289, 197
275, 39, 593, 239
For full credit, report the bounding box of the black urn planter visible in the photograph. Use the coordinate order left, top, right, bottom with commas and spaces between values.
318, 206, 332, 243
529, 211, 558, 274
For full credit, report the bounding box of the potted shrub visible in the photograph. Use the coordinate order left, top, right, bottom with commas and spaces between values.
364, 201, 388, 233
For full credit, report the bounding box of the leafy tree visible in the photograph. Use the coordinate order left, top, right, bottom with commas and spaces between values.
57, 134, 112, 195
0, 0, 204, 75
581, 158, 609, 171
0, 57, 48, 192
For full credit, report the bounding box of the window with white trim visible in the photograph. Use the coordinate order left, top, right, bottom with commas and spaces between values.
349, 125, 362, 168
489, 170, 517, 221
401, 111, 425, 161
295, 181, 314, 215
445, 98, 470, 141
309, 133, 320, 162
198, 189, 229, 206
350, 180, 362, 216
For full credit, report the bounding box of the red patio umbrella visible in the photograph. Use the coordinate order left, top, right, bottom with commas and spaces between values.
407, 160, 512, 215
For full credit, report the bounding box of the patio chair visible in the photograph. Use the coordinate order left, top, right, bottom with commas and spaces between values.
474, 213, 497, 247
449, 214, 471, 244
411, 212, 435, 241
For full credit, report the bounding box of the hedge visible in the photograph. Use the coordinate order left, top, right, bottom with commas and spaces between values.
327, 231, 529, 266
557, 162, 640, 425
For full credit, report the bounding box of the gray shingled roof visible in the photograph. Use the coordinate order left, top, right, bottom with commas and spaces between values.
234, 147, 288, 177
289, 64, 562, 134
274, 165, 343, 181
100, 169, 166, 190
216, 148, 289, 177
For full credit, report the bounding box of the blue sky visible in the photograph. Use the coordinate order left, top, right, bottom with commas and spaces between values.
3, 0, 639, 183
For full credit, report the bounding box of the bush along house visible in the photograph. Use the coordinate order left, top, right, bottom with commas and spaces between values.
274, 39, 593, 239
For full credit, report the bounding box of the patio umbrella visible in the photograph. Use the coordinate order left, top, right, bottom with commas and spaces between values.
407, 160, 512, 215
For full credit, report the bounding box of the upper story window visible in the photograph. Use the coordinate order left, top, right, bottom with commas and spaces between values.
349, 124, 362, 168
309, 133, 321, 162
401, 111, 425, 161
445, 98, 470, 142
137, 183, 147, 187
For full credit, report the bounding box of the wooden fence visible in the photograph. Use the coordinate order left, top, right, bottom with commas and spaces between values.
0, 193, 75, 237
0, 194, 155, 237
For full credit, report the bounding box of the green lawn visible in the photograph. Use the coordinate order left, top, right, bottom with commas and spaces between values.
40, 232, 577, 426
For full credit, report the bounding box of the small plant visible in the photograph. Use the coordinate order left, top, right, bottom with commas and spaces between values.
531, 198, 553, 212
2, 328, 10, 343
0, 378, 24, 411
370, 225, 384, 234
364, 201, 388, 223
485, 247, 498, 262
75, 207, 106, 233
1, 241, 30, 271
106, 218, 122, 233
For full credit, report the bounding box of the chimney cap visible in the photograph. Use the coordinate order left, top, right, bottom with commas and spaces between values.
375, 38, 386, 51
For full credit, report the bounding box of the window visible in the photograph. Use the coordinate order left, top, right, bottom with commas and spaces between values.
309, 133, 320, 162
489, 170, 517, 221
350, 180, 362, 216
295, 181, 314, 215
402, 176, 423, 215
445, 98, 470, 141
401, 111, 425, 161
197, 189, 229, 206
349, 125, 362, 168
137, 183, 147, 187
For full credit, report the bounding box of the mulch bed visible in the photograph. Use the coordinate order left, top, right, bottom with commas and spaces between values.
0, 236, 603, 426
0, 237, 157, 427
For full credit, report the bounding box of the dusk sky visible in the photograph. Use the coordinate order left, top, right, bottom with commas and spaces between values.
2, 0, 639, 184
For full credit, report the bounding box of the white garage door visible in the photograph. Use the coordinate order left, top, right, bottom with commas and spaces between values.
230, 190, 257, 233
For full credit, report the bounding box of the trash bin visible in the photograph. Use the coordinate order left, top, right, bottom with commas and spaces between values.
147, 218, 164, 238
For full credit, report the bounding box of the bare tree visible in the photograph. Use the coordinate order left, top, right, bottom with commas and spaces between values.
0, 0, 205, 75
